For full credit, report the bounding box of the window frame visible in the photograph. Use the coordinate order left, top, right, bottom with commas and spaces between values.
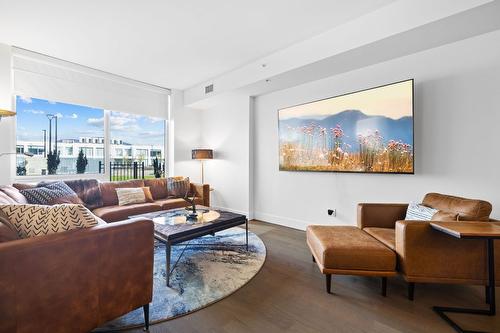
13, 97, 170, 181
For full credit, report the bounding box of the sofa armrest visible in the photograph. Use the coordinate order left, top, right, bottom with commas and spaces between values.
190, 183, 210, 207
0, 218, 154, 332
395, 220, 492, 284
357, 203, 408, 229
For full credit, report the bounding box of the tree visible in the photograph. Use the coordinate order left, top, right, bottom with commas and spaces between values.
152, 156, 162, 178
47, 150, 60, 175
76, 149, 88, 174
16, 161, 27, 176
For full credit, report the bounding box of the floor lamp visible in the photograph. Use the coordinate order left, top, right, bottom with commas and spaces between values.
192, 149, 213, 184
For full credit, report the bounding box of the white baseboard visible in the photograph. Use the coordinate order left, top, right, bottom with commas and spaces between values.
253, 211, 310, 231
211, 206, 250, 218
210, 207, 315, 230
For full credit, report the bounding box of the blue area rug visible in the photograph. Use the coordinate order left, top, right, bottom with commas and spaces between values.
95, 226, 266, 331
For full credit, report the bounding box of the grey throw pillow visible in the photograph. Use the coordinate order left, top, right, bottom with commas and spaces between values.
21, 181, 83, 205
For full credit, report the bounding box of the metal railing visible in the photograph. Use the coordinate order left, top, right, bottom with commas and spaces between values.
98, 160, 165, 181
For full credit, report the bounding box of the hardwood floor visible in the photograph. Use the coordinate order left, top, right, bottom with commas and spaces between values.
127, 220, 500, 333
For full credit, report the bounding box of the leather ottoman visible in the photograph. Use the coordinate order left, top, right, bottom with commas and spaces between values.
306, 225, 396, 295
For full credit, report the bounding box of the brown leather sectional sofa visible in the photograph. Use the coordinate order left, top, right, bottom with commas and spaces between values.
308, 192, 499, 300
0, 178, 209, 333
91, 178, 210, 222
358, 193, 499, 299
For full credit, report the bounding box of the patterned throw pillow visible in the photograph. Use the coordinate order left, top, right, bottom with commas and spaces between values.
405, 202, 439, 221
21, 182, 83, 205
0, 204, 101, 238
116, 188, 146, 206
167, 177, 190, 198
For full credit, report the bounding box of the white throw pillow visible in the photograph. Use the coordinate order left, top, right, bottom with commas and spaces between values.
0, 204, 101, 238
116, 187, 146, 206
405, 202, 439, 221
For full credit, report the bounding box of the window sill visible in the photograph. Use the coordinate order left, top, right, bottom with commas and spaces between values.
14, 173, 108, 184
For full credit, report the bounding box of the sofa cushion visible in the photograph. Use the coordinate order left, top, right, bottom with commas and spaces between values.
92, 202, 161, 222
100, 180, 145, 206
0, 204, 100, 238
12, 183, 36, 191
432, 210, 459, 221
153, 197, 202, 211
64, 179, 104, 209
167, 177, 190, 198
422, 193, 492, 221
363, 227, 396, 250
21, 182, 84, 205
0, 185, 28, 204
144, 179, 168, 200
0, 210, 19, 242
306, 226, 396, 272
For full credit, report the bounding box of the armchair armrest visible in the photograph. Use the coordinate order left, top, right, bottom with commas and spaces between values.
190, 183, 210, 207
395, 220, 491, 284
357, 203, 408, 229
0, 218, 154, 332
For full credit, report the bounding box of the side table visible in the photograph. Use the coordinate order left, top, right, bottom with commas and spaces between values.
430, 221, 500, 333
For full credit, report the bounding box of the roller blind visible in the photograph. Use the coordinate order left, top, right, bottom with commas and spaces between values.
12, 48, 170, 118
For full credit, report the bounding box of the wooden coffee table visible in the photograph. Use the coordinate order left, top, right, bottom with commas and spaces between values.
430, 221, 500, 333
130, 206, 248, 287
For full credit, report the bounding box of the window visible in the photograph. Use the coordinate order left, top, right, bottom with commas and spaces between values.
15, 96, 104, 176
80, 147, 94, 157
110, 111, 166, 178
28, 145, 45, 155
96, 148, 104, 157
150, 149, 162, 158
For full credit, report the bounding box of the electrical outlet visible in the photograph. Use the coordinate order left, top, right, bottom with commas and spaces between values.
328, 209, 336, 217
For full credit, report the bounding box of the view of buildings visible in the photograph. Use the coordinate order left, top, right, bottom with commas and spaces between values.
16, 96, 165, 176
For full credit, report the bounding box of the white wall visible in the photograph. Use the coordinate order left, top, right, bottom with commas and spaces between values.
0, 44, 14, 185
170, 89, 202, 179
199, 93, 252, 215
253, 30, 500, 230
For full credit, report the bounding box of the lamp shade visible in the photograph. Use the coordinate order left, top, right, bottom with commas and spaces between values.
0, 109, 16, 117
192, 149, 213, 160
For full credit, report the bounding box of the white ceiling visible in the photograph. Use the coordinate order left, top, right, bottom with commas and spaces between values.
0, 0, 395, 89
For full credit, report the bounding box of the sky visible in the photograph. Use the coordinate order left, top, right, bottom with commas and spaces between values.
279, 79, 413, 120
16, 96, 165, 146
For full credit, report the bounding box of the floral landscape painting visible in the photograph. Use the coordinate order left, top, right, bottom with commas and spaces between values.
278, 79, 414, 173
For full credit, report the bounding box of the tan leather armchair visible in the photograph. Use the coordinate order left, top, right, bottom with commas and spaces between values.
0, 218, 154, 333
357, 193, 498, 300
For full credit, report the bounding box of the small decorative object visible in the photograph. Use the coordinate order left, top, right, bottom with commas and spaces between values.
183, 190, 198, 219
0, 108, 16, 121
191, 149, 213, 184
